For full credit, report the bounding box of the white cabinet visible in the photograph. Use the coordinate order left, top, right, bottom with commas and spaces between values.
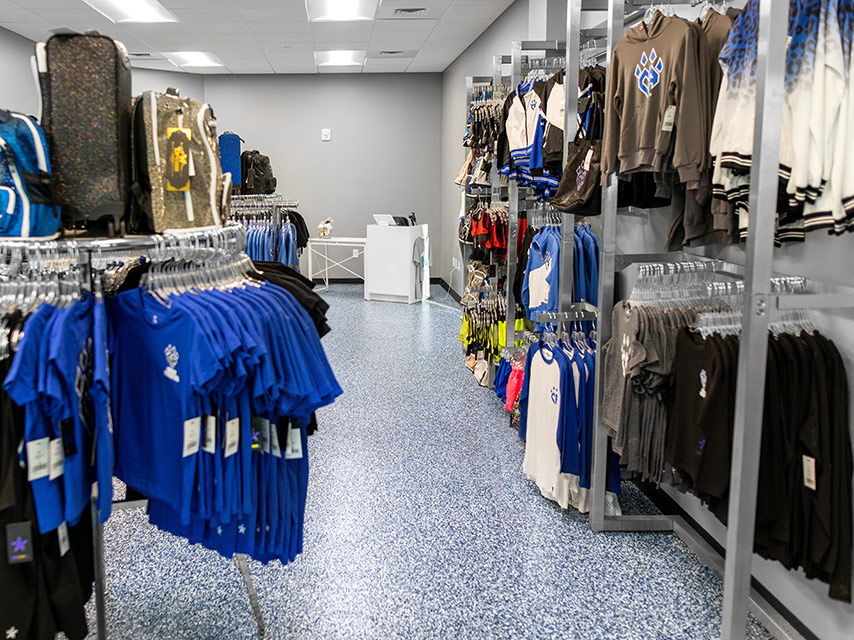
364, 224, 429, 304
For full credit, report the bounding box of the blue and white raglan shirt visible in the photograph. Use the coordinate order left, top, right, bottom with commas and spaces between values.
522, 226, 561, 330
520, 343, 577, 509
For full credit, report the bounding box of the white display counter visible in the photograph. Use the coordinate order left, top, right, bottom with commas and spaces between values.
364, 224, 429, 304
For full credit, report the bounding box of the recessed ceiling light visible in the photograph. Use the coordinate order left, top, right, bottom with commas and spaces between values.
82, 0, 177, 23
306, 0, 379, 22
314, 50, 366, 66
165, 51, 224, 67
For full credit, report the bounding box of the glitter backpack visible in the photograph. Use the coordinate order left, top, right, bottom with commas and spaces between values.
0, 110, 61, 238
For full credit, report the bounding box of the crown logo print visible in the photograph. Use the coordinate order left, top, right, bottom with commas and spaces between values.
634, 49, 663, 98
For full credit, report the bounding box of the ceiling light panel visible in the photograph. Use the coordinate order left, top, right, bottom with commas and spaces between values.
306, 0, 379, 22
314, 49, 365, 66
81, 0, 177, 23
165, 50, 224, 67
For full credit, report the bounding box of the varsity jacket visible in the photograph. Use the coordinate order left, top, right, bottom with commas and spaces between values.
601, 11, 706, 184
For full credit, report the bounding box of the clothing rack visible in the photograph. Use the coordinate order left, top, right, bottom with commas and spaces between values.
0, 224, 267, 640
578, 0, 851, 637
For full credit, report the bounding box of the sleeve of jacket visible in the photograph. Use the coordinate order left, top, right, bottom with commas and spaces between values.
601, 54, 622, 183
672, 29, 706, 184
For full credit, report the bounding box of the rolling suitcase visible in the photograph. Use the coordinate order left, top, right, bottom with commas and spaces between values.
36, 32, 132, 236
132, 88, 229, 232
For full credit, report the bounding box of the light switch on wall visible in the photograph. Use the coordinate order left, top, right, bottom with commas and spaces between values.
321, 128, 331, 142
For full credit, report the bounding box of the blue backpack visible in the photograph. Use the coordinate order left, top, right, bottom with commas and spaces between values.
0, 110, 61, 238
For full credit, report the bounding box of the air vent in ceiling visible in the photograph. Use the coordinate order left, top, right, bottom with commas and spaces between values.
393, 8, 427, 16
378, 50, 405, 56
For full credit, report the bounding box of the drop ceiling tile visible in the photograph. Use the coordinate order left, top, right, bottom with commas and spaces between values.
194, 32, 257, 46
135, 35, 204, 49
130, 59, 182, 72
265, 52, 315, 64
187, 22, 251, 35
1, 23, 51, 42
208, 43, 263, 59
311, 22, 373, 36
317, 65, 362, 74
260, 41, 314, 53
221, 58, 274, 73
369, 32, 429, 47
363, 57, 412, 72
29, 8, 111, 24
245, 21, 311, 34
313, 41, 370, 51
313, 30, 372, 44
160, 0, 236, 8
253, 31, 314, 45
234, 0, 300, 5
183, 65, 231, 74
366, 48, 418, 58
238, 7, 307, 22
123, 23, 196, 36
169, 9, 236, 23
373, 18, 437, 33
8, 0, 83, 8
1, 8, 43, 22
266, 53, 317, 73
375, 3, 448, 20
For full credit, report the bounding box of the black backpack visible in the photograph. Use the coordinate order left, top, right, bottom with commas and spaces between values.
241, 150, 277, 194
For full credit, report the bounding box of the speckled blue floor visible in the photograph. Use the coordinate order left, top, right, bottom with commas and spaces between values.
89, 285, 774, 640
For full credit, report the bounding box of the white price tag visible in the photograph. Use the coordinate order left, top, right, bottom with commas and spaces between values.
271, 422, 282, 458
49, 438, 65, 480
260, 419, 271, 454
203, 416, 217, 454
182, 417, 201, 458
58, 521, 70, 557
583, 148, 594, 172
802, 455, 817, 490
285, 423, 303, 460
661, 105, 676, 132
224, 418, 239, 458
26, 437, 50, 481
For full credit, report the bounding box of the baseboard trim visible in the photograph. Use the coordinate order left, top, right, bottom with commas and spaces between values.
635, 481, 818, 640
312, 277, 462, 303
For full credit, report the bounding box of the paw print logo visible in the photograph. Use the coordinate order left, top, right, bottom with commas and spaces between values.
696, 439, 706, 456
550, 386, 559, 404
576, 165, 588, 189
620, 334, 631, 377
634, 49, 663, 98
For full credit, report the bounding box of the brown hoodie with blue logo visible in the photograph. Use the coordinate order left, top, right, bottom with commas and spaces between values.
601, 11, 707, 186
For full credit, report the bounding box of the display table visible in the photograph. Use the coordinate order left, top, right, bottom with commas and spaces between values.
306, 236, 367, 291
364, 224, 429, 304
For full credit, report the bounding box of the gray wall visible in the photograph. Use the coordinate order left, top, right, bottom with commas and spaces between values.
205, 72, 443, 278
438, 0, 530, 295
0, 26, 40, 116
132, 67, 206, 103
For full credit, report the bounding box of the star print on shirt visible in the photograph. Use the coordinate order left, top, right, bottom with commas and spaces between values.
216, 526, 223, 535
238, 524, 246, 534
6, 626, 19, 639
10, 537, 27, 553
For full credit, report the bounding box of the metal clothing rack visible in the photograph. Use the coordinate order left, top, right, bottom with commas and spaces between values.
581, 0, 846, 638
0, 225, 268, 640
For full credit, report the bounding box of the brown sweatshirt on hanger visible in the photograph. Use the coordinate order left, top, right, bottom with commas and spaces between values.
601, 11, 705, 184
